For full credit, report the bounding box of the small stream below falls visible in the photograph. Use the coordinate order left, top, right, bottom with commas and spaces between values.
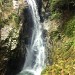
17, 0, 45, 75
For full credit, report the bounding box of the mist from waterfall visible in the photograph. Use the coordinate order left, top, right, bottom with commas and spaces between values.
18, 0, 45, 75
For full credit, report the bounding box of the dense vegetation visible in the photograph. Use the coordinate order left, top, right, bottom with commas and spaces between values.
0, 0, 75, 75
42, 0, 75, 75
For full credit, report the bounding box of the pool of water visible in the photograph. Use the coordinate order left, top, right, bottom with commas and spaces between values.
18, 71, 34, 75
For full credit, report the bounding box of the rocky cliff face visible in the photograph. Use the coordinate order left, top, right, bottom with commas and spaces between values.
0, 0, 25, 75
0, 0, 48, 75
1, 0, 75, 75
2, 0, 44, 75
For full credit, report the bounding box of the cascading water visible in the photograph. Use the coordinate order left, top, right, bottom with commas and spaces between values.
18, 0, 45, 75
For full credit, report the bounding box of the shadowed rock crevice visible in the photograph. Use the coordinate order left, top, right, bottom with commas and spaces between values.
5, 0, 44, 75
5, 7, 34, 75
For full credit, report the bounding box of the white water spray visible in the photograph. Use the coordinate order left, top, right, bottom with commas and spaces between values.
18, 0, 45, 75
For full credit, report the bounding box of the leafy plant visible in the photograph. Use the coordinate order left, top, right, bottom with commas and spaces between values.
63, 16, 75, 37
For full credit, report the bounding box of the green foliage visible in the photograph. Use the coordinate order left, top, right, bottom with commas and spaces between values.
42, 1, 75, 74
50, 0, 75, 11
51, 11, 61, 20
63, 16, 75, 37
50, 0, 61, 11
11, 13, 20, 28
49, 0, 75, 19
0, 18, 9, 27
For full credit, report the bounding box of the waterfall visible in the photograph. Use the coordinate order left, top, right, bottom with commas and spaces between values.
18, 0, 45, 75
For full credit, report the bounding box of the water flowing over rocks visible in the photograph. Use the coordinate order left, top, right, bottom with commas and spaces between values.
1, 0, 59, 75
1, 0, 75, 75
0, 0, 52, 74
17, 0, 45, 75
